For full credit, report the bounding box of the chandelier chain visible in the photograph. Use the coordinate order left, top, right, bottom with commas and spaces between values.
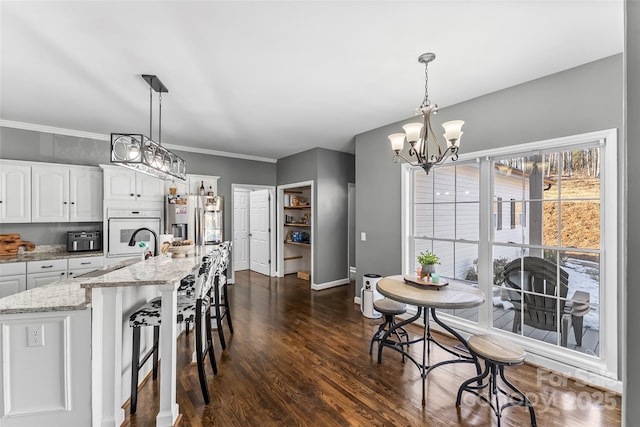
423, 62, 430, 107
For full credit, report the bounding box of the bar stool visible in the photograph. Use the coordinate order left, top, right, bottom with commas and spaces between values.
369, 298, 409, 361
128, 260, 218, 414
212, 241, 234, 349
456, 334, 536, 427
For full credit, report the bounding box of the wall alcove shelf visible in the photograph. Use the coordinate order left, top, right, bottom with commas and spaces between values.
282, 185, 312, 281
285, 241, 310, 247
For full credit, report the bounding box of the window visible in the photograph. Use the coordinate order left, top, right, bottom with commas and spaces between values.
402, 129, 618, 381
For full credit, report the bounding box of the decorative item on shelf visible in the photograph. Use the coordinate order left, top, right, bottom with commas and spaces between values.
417, 250, 439, 280
291, 196, 299, 206
111, 74, 187, 181
388, 53, 464, 175
302, 213, 311, 225
207, 186, 214, 196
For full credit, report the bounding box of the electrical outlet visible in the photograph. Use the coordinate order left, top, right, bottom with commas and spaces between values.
27, 324, 45, 347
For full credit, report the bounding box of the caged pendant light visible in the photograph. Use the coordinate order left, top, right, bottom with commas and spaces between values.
111, 74, 187, 181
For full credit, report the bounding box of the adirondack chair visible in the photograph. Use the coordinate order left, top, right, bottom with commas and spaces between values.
502, 256, 590, 347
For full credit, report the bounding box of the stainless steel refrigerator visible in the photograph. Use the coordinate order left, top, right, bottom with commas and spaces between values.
187, 195, 223, 245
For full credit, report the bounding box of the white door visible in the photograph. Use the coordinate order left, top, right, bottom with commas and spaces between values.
31, 165, 69, 222
249, 190, 270, 275
233, 189, 250, 271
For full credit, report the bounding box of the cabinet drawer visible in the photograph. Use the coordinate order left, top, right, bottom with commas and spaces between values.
27, 258, 67, 273
0, 261, 26, 276
68, 256, 104, 270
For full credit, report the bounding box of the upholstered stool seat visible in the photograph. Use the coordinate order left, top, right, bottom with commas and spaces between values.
369, 298, 410, 361
456, 334, 536, 427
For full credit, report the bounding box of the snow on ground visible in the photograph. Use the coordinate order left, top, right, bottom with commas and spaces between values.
564, 258, 600, 330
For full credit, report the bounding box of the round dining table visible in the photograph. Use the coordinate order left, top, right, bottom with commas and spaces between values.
376, 275, 486, 406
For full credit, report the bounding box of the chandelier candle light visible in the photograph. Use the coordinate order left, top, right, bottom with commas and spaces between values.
389, 53, 464, 174
111, 74, 187, 181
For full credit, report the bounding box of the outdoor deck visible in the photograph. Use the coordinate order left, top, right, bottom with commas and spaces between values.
437, 304, 600, 356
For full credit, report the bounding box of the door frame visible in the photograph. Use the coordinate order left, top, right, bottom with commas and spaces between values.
230, 183, 277, 283
277, 180, 314, 283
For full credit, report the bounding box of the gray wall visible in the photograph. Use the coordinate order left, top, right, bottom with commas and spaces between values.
172, 150, 276, 244
0, 127, 109, 166
0, 127, 277, 246
277, 148, 355, 284
625, 0, 639, 423
316, 148, 355, 284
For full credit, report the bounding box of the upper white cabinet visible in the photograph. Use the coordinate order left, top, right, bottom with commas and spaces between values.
103, 165, 164, 203
32, 164, 103, 222
0, 160, 31, 223
69, 166, 103, 221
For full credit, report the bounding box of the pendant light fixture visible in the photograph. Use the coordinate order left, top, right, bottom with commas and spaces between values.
111, 74, 187, 180
389, 53, 464, 174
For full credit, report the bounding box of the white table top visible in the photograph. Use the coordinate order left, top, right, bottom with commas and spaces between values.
376, 275, 485, 309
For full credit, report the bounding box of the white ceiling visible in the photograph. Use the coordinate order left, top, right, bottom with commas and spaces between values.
0, 1, 624, 161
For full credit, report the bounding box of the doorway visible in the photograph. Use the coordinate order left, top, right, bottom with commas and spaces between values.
231, 184, 276, 279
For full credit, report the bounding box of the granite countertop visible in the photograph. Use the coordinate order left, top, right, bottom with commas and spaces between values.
0, 244, 103, 264
0, 277, 89, 314
81, 248, 206, 289
0, 246, 210, 314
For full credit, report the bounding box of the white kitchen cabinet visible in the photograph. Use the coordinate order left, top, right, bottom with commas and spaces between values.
0, 160, 31, 223
103, 165, 164, 202
32, 164, 102, 222
67, 256, 104, 277
27, 259, 68, 289
69, 166, 103, 221
0, 262, 27, 297
136, 172, 165, 202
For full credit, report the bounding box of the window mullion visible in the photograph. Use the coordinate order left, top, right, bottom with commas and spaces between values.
477, 159, 493, 327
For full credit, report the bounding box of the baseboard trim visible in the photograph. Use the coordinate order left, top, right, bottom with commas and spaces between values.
311, 277, 350, 291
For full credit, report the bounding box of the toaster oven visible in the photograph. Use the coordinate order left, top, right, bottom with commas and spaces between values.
67, 231, 102, 252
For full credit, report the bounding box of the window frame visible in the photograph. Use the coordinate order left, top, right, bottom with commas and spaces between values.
401, 128, 619, 385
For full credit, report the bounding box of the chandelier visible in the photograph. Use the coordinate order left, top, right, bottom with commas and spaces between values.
111, 74, 187, 181
388, 53, 464, 174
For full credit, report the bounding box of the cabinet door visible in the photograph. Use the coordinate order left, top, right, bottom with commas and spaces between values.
32, 165, 69, 222
0, 274, 27, 297
103, 166, 137, 201
70, 167, 103, 221
27, 271, 67, 289
136, 172, 164, 202
0, 161, 31, 223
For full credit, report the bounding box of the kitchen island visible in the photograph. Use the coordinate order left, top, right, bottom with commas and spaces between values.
0, 248, 207, 427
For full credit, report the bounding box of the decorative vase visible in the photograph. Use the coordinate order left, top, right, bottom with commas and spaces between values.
421, 264, 436, 279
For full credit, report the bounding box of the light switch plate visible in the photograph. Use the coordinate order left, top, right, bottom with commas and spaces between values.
27, 324, 45, 347
361, 232, 367, 241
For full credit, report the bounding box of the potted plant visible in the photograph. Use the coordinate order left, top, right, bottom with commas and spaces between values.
417, 250, 439, 278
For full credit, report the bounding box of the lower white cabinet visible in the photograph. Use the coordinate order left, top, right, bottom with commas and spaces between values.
1, 256, 104, 295
0, 262, 27, 297
68, 256, 104, 278
27, 259, 68, 290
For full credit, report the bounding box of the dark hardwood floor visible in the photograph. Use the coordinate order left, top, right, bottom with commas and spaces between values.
124, 271, 621, 426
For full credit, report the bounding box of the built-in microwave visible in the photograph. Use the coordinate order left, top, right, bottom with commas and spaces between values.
107, 209, 161, 258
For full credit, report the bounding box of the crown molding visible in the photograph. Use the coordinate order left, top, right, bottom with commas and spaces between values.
0, 120, 278, 163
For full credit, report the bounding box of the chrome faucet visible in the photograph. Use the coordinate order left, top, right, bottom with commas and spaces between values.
128, 228, 159, 257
